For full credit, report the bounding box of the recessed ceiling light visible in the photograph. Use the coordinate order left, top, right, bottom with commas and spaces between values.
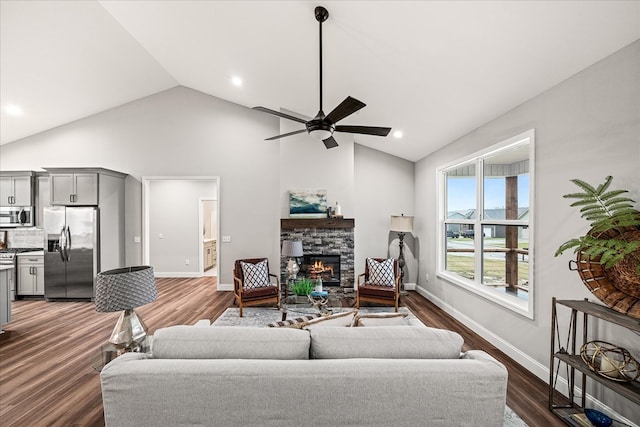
4, 104, 24, 116
393, 130, 403, 139
231, 76, 243, 87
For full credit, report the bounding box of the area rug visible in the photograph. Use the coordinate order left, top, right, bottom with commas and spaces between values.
211, 307, 527, 427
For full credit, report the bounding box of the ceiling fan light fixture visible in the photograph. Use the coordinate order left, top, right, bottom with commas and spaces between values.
309, 128, 333, 140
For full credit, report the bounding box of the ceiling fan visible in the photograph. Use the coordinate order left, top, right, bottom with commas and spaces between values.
253, 6, 392, 149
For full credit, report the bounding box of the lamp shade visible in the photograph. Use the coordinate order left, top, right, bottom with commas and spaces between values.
390, 215, 414, 233
95, 266, 157, 313
282, 240, 304, 257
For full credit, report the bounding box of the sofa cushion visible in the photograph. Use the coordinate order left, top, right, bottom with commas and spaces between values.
309, 326, 463, 359
152, 326, 310, 359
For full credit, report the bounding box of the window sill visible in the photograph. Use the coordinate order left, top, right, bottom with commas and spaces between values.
437, 271, 534, 320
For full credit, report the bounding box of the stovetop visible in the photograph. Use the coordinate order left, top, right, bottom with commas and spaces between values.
0, 248, 43, 255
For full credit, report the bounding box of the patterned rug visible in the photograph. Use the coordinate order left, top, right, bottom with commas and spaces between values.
211, 307, 527, 427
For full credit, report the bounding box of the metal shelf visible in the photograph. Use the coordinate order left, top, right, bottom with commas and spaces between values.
549, 298, 640, 425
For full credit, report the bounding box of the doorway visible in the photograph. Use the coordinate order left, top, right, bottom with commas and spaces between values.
142, 176, 219, 282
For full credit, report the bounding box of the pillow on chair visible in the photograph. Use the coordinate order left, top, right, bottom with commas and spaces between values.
241, 260, 270, 289
366, 258, 395, 287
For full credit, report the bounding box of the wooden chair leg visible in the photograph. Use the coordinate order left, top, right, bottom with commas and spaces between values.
239, 301, 243, 317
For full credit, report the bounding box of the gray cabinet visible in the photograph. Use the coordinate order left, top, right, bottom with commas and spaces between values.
0, 267, 11, 333
0, 173, 33, 206
18, 254, 44, 296
50, 172, 98, 205
35, 174, 50, 228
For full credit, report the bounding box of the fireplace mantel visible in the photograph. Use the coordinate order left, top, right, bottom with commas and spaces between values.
281, 218, 355, 230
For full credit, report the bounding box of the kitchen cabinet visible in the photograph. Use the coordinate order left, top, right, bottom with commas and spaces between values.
549, 298, 640, 425
0, 266, 12, 333
35, 174, 50, 228
204, 240, 216, 270
49, 172, 98, 205
0, 172, 34, 206
17, 253, 44, 296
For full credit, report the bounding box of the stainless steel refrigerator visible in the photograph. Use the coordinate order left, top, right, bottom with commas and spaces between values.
44, 206, 99, 300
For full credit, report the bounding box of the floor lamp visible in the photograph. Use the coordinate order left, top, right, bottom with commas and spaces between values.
390, 214, 414, 294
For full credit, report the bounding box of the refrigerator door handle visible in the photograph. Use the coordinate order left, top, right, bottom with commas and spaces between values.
59, 226, 66, 262
65, 226, 72, 262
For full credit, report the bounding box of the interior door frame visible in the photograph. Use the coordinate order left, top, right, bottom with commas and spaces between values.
142, 176, 220, 277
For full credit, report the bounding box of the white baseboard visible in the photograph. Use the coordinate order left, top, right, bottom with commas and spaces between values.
217, 283, 233, 291
415, 285, 637, 427
154, 271, 202, 278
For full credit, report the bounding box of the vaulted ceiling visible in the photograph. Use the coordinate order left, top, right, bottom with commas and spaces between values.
2, 1, 639, 161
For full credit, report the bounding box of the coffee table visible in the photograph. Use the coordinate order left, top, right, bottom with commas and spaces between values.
280, 289, 355, 321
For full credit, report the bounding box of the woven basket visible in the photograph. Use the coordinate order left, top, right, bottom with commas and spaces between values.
574, 225, 640, 319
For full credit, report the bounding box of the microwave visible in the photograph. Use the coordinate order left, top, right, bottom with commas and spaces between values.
0, 206, 34, 227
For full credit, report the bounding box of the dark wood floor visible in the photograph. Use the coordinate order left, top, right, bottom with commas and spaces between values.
0, 277, 564, 427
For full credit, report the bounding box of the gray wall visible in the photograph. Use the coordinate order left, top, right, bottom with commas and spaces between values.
0, 86, 415, 288
354, 144, 415, 284
415, 40, 639, 419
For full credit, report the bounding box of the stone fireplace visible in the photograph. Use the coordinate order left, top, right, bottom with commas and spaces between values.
280, 218, 355, 288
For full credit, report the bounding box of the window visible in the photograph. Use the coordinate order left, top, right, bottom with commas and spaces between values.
437, 130, 534, 318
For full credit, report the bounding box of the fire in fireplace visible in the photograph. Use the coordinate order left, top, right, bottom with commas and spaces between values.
300, 254, 340, 286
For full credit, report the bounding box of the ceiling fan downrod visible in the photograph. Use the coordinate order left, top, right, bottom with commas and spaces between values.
315, 6, 329, 114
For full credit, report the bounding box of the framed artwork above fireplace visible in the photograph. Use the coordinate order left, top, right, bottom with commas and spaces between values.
289, 189, 327, 218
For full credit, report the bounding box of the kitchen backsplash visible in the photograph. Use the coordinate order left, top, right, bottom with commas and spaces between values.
0, 228, 45, 248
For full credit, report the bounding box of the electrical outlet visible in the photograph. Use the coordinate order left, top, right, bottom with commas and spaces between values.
134, 236, 141, 243
185, 259, 190, 265
158, 233, 163, 239
222, 235, 231, 243
426, 273, 430, 282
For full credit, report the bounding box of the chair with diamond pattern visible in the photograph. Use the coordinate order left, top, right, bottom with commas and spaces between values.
356, 257, 400, 312
233, 258, 280, 317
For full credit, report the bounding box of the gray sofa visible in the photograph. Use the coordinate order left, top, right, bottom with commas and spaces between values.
100, 322, 508, 426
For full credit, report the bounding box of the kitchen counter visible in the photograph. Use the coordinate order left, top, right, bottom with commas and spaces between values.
0, 265, 15, 271
16, 250, 44, 256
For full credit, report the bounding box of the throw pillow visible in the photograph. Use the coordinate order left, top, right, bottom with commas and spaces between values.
240, 260, 270, 289
353, 312, 408, 327
268, 314, 321, 328
302, 310, 358, 329
366, 258, 395, 287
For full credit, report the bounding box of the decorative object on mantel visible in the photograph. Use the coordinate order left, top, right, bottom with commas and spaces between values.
390, 214, 414, 293
289, 189, 327, 218
282, 240, 303, 280
580, 340, 640, 382
555, 176, 640, 318
95, 266, 157, 351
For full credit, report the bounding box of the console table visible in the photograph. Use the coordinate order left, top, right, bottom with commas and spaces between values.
548, 298, 640, 425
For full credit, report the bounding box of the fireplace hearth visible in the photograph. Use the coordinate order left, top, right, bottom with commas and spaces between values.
300, 254, 340, 286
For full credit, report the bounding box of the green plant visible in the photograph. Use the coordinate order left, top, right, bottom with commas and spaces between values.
555, 176, 640, 273
291, 278, 315, 296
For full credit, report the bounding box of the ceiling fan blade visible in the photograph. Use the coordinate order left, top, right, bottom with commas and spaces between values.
253, 106, 308, 124
323, 136, 339, 149
325, 96, 366, 124
265, 129, 308, 141
334, 125, 392, 137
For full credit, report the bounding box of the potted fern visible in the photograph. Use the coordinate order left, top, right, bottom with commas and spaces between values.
555, 176, 640, 318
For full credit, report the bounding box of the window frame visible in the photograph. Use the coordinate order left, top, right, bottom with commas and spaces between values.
436, 129, 535, 319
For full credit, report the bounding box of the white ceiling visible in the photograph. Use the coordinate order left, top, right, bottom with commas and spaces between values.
1, 1, 639, 161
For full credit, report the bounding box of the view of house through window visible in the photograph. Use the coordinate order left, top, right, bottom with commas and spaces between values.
439, 130, 534, 317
